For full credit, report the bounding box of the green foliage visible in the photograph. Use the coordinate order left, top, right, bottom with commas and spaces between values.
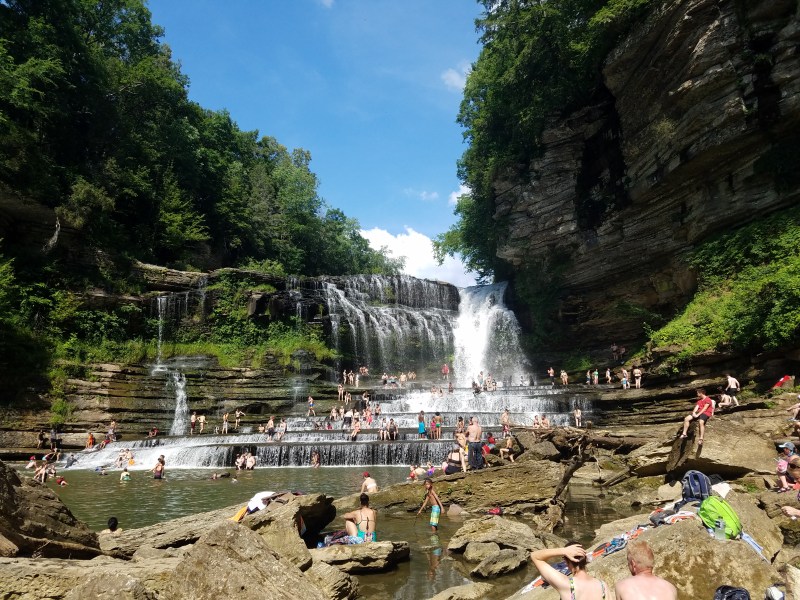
649, 206, 800, 355
49, 397, 73, 426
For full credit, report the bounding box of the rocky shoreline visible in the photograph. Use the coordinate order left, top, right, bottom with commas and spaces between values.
1, 388, 800, 598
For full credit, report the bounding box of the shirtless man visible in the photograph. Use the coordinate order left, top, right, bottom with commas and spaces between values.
466, 417, 483, 470
343, 493, 377, 542
190, 412, 197, 435
361, 471, 378, 493
198, 414, 206, 433
547, 367, 555, 387
234, 408, 244, 429
614, 540, 677, 600
501, 409, 510, 438
725, 374, 741, 406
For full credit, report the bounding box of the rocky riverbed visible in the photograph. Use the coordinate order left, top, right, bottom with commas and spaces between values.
2, 389, 800, 598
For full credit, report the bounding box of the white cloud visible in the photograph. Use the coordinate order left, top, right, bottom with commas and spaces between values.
448, 183, 470, 206
441, 61, 471, 92
361, 226, 478, 288
403, 188, 440, 202
319, 0, 334, 7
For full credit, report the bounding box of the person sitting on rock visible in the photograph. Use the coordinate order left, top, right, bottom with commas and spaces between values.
499, 436, 516, 462
786, 395, 800, 421
614, 540, 677, 600
343, 493, 377, 542
361, 472, 378, 493
679, 388, 714, 444
775, 441, 800, 492
101, 516, 122, 534
444, 443, 466, 474
531, 542, 608, 600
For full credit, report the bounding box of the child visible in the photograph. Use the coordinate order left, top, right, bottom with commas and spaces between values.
417, 478, 444, 532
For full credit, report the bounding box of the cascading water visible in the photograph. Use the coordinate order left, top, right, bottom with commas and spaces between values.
320, 275, 459, 373
168, 372, 189, 436
452, 283, 530, 388
151, 295, 168, 375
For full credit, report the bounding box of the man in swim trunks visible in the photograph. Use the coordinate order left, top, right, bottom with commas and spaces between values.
343, 493, 377, 542
417, 478, 444, 532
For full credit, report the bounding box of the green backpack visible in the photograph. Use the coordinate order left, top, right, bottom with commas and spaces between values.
698, 496, 742, 539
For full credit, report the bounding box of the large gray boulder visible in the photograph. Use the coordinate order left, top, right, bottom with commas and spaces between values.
0, 460, 100, 559
625, 419, 776, 478
165, 520, 327, 600
448, 516, 562, 554
305, 560, 359, 600
309, 541, 410, 573
470, 548, 528, 579
429, 582, 495, 600
463, 541, 500, 563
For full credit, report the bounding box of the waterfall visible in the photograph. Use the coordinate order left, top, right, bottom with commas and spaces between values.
168, 372, 189, 436
320, 275, 459, 374
452, 283, 530, 388
151, 296, 168, 375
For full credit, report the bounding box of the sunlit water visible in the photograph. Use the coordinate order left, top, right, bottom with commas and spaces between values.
17, 464, 634, 600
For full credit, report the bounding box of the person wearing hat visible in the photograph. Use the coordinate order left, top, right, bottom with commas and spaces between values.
360, 472, 378, 493
776, 441, 800, 492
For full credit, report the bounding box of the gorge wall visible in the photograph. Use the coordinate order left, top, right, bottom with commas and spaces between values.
497, 0, 800, 353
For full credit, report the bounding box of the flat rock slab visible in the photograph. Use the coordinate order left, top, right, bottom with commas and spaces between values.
309, 541, 410, 573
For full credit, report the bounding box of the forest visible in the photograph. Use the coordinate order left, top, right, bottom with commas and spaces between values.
0, 0, 402, 402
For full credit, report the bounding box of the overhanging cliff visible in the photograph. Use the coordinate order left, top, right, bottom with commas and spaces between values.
496, 0, 800, 350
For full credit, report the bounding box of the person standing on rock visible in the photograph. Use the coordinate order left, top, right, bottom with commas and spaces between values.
501, 409, 511, 438
614, 540, 677, 600
307, 395, 316, 417
234, 408, 244, 430
221, 412, 229, 434
190, 412, 197, 435
573, 407, 582, 428
198, 414, 206, 434
417, 478, 444, 532
633, 366, 643, 389
467, 416, 483, 470
606, 368, 612, 384
548, 367, 555, 387
531, 543, 608, 600
679, 388, 714, 444
560, 370, 569, 386
724, 374, 741, 406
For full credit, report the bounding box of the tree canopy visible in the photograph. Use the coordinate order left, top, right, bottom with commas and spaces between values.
0, 0, 401, 275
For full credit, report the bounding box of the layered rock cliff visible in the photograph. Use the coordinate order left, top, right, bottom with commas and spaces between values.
497, 0, 800, 351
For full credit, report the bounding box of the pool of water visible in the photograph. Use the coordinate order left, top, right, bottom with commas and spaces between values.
19, 465, 636, 600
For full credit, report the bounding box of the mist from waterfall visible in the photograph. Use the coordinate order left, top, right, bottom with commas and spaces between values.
168, 372, 189, 436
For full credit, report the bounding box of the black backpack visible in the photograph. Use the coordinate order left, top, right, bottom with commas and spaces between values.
713, 586, 750, 600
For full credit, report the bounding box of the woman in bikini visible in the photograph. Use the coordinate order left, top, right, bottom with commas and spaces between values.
531, 543, 608, 600
343, 493, 377, 542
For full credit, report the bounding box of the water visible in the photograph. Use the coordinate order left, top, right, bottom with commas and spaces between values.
453, 283, 530, 388
34, 467, 633, 600
168, 372, 188, 436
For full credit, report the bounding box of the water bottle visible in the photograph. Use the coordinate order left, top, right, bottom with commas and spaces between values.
714, 519, 726, 540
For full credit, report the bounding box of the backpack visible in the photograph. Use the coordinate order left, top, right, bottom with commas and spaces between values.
678, 470, 712, 506
713, 585, 750, 600
699, 496, 742, 539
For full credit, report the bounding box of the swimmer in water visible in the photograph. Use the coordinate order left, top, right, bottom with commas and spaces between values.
120, 467, 131, 482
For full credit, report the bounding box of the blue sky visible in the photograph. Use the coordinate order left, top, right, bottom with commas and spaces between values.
148, 0, 483, 286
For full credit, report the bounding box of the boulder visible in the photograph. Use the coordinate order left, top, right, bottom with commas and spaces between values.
0, 555, 180, 598
514, 432, 560, 461
463, 541, 500, 563
305, 560, 359, 600
625, 419, 776, 478
429, 582, 494, 600
64, 572, 157, 600
787, 565, 800, 599
166, 520, 327, 600
723, 491, 783, 561
0, 460, 100, 559
99, 503, 240, 557
470, 548, 528, 578
334, 461, 564, 516
448, 516, 563, 554
756, 491, 800, 547
243, 492, 336, 537
309, 541, 410, 574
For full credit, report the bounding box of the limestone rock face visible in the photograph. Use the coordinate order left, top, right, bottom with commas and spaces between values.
470, 548, 528, 579
308, 541, 410, 574
0, 461, 100, 559
625, 418, 776, 477
494, 0, 800, 349
166, 520, 327, 600
64, 572, 158, 600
